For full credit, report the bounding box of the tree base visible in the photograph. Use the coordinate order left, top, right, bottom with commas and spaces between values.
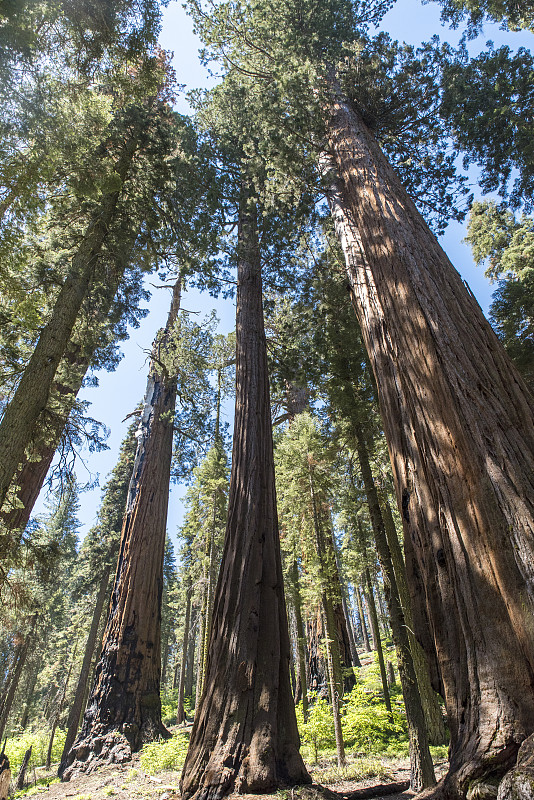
498, 733, 534, 800
60, 720, 170, 781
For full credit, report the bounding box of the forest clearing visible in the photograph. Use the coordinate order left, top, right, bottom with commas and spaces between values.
1, 1, 534, 800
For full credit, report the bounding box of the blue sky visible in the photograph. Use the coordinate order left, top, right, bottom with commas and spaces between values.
34, 0, 533, 543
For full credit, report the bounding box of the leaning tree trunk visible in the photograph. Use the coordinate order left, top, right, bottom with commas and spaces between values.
0, 616, 36, 741
380, 491, 447, 745
0, 224, 140, 541
324, 89, 534, 797
0, 136, 138, 513
180, 185, 310, 800
177, 579, 192, 725
61, 279, 182, 779
59, 565, 112, 774
356, 586, 371, 652
364, 569, 392, 716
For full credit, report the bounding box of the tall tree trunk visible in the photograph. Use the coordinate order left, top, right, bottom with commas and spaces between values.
185, 607, 198, 702
353, 421, 435, 789
308, 463, 346, 766
0, 226, 140, 541
59, 565, 112, 774
325, 89, 534, 796
0, 137, 138, 513
19, 663, 39, 730
0, 617, 36, 741
180, 185, 310, 800
362, 586, 377, 651
290, 560, 309, 721
356, 586, 371, 652
380, 492, 447, 745
177, 580, 192, 725
47, 639, 79, 770
364, 570, 391, 716
330, 528, 361, 668
62, 279, 182, 779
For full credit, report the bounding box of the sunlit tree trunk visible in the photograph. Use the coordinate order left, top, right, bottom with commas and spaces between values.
0, 137, 138, 513
62, 279, 181, 778
177, 579, 192, 725
325, 89, 534, 796
180, 183, 310, 800
59, 566, 112, 774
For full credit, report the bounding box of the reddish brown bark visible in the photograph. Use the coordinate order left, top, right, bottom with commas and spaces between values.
180, 187, 310, 800
0, 136, 138, 513
61, 281, 181, 779
324, 91, 534, 797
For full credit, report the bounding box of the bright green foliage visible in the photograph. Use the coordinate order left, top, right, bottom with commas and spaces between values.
465, 201, 534, 385
434, 0, 534, 34
296, 692, 336, 763
342, 685, 405, 753
441, 45, 534, 209
296, 683, 407, 763
140, 732, 190, 774
5, 727, 67, 773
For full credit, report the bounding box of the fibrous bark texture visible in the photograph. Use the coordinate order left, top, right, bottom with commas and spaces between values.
180, 189, 310, 800
325, 93, 534, 797
0, 137, 137, 513
61, 281, 181, 779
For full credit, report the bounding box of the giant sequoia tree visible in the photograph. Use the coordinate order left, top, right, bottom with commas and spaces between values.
180, 173, 310, 799
61, 279, 184, 776
186, 1, 534, 796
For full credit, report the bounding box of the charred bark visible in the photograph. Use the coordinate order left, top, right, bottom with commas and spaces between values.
180, 185, 310, 800
59, 565, 112, 773
61, 280, 181, 779
324, 91, 534, 796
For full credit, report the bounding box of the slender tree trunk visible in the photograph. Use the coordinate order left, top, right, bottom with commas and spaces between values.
380, 493, 447, 745
356, 586, 371, 652
364, 570, 391, 716
0, 617, 36, 741
353, 421, 435, 788
59, 565, 112, 774
19, 664, 39, 730
62, 280, 182, 779
47, 640, 79, 770
196, 590, 208, 702
180, 184, 310, 800
0, 226, 140, 541
330, 528, 361, 668
308, 464, 346, 766
290, 560, 309, 721
0, 138, 137, 512
362, 587, 377, 651
185, 608, 197, 702
324, 90, 534, 795
177, 580, 192, 725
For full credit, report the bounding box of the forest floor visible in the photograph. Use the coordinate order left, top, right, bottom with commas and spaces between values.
12, 753, 448, 800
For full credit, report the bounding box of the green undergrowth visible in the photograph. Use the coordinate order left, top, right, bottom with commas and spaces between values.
307, 753, 394, 785
140, 731, 190, 773
4, 729, 67, 773
14, 777, 60, 798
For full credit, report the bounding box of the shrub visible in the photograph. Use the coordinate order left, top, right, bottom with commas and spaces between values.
5, 729, 67, 772
140, 733, 190, 774
342, 686, 407, 753
296, 692, 335, 762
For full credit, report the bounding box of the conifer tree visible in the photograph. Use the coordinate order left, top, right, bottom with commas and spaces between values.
184, 1, 534, 792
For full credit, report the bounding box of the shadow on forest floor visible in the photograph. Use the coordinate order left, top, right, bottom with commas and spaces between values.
11, 755, 447, 800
